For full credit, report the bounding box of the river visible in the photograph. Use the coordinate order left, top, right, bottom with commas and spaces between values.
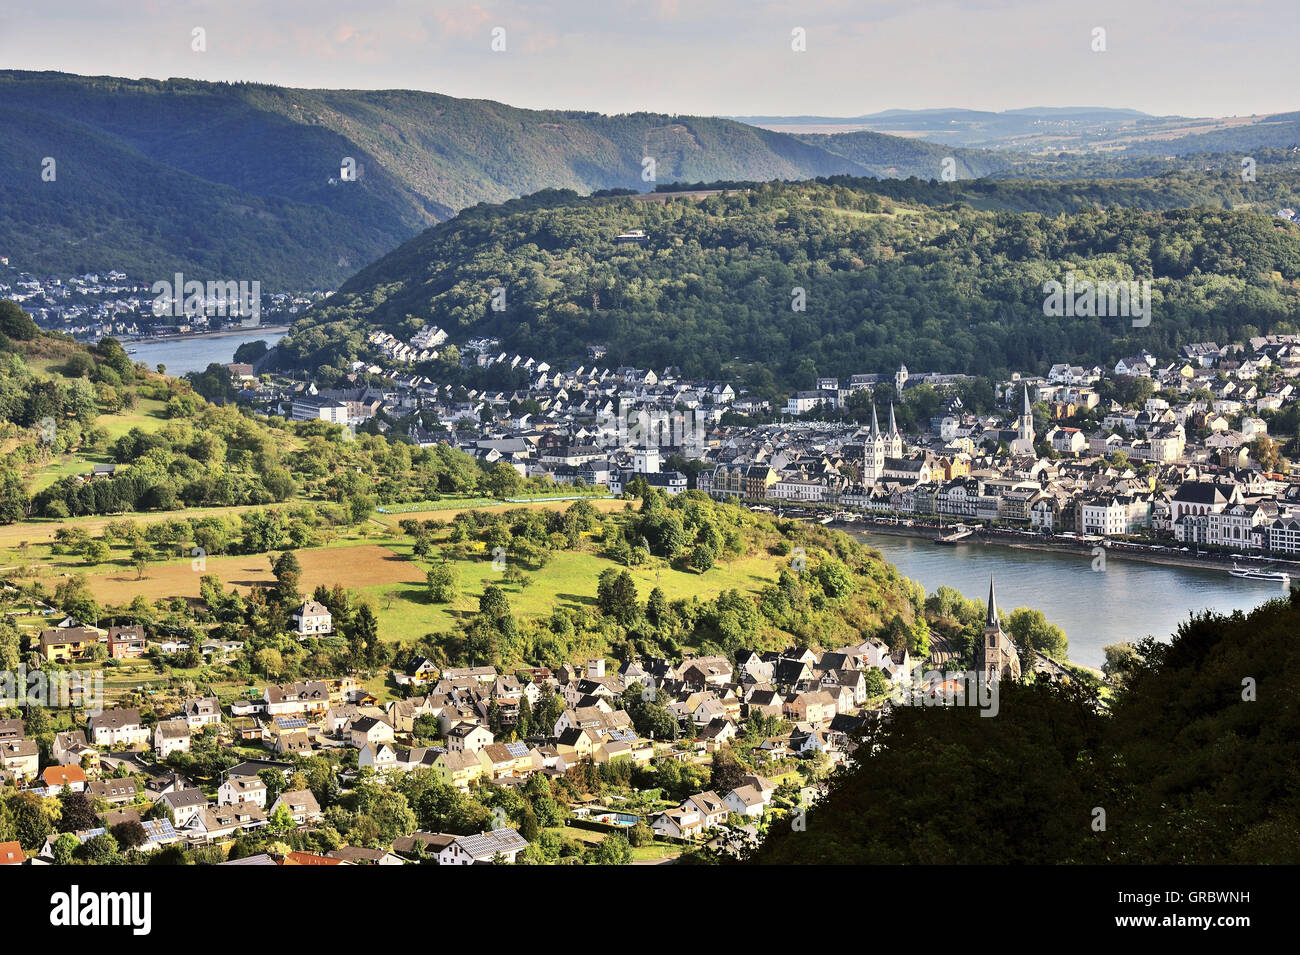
125, 328, 288, 376
854, 531, 1284, 670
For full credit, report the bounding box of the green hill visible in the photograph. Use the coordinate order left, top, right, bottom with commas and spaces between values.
0, 71, 1018, 288
279, 173, 1300, 384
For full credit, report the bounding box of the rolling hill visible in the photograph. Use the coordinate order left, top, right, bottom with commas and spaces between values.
278, 172, 1300, 385
0, 71, 1016, 288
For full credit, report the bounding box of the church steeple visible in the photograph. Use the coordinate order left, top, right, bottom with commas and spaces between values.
889, 402, 897, 435
977, 573, 1022, 683
1022, 385, 1031, 415
870, 403, 880, 435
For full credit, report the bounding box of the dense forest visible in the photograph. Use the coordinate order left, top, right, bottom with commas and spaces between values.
281, 174, 1300, 387
749, 591, 1300, 865
0, 71, 983, 286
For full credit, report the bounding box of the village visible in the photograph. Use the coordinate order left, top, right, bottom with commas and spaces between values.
2, 611, 933, 863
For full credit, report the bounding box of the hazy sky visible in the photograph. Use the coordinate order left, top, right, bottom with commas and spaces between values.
2, 0, 1297, 117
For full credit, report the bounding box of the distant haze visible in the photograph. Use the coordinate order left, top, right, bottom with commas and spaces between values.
1, 0, 1297, 117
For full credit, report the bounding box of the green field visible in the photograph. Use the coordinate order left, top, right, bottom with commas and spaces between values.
26, 397, 170, 492
357, 542, 782, 643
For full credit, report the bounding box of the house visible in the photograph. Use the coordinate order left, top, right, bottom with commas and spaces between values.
395, 655, 438, 687
432, 748, 488, 791
682, 791, 729, 829
349, 715, 395, 750
186, 804, 268, 843
218, 775, 268, 808
0, 842, 25, 865
87, 778, 139, 806
651, 807, 704, 840
359, 741, 399, 773
438, 827, 529, 864
447, 722, 493, 753
41, 764, 87, 795
0, 718, 22, 744
154, 719, 192, 757
183, 697, 222, 728
52, 729, 96, 767
87, 708, 149, 747
269, 789, 323, 826
106, 625, 147, 659
264, 681, 331, 716
327, 846, 405, 865
39, 626, 99, 662
0, 740, 39, 780
724, 784, 769, 819
291, 600, 333, 636
160, 788, 209, 829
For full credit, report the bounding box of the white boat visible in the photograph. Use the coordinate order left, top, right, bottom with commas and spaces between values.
1229, 563, 1290, 583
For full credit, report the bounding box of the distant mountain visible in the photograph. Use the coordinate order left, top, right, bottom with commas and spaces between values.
0, 71, 1017, 288
736, 107, 1300, 155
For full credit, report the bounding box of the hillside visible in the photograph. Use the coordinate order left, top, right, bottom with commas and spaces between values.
0, 71, 1014, 288
279, 172, 1300, 385
747, 591, 1300, 864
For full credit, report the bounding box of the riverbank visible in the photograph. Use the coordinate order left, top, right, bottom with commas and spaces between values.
121, 325, 291, 345
836, 516, 1300, 577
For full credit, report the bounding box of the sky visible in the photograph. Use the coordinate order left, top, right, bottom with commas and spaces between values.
1, 0, 1297, 118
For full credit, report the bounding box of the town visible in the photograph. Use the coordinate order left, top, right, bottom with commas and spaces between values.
229, 322, 1300, 562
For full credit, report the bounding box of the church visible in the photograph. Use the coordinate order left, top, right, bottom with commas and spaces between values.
1008, 385, 1036, 456
862, 403, 904, 485
976, 575, 1022, 682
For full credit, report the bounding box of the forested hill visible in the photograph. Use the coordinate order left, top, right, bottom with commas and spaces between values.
280, 173, 1300, 385
0, 71, 1006, 287
746, 591, 1300, 865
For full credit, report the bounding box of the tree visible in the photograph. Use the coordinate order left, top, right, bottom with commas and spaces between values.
84, 539, 110, 565
271, 550, 303, 607
478, 585, 511, 621
111, 820, 149, 851
427, 562, 460, 603
268, 802, 296, 835
0, 468, 29, 525
131, 542, 152, 580
589, 832, 633, 865
349, 603, 382, 669
58, 791, 99, 832
710, 748, 746, 795
1006, 607, 1068, 660
690, 543, 716, 573
485, 462, 524, 498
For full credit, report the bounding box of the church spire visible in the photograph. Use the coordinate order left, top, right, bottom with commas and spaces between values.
986, 574, 999, 627
889, 402, 897, 435
870, 403, 880, 435
1022, 385, 1031, 416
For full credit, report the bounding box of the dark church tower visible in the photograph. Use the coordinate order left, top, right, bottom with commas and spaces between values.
976, 575, 1022, 682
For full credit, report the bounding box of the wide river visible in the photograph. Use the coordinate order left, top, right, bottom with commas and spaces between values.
854, 531, 1284, 670
126, 328, 288, 376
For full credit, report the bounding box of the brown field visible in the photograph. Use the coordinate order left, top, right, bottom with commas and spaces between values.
77, 543, 424, 603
